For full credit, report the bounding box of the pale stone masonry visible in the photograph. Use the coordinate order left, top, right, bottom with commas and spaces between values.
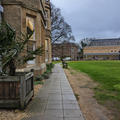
2, 0, 52, 74
45, 0, 52, 64
84, 39, 120, 60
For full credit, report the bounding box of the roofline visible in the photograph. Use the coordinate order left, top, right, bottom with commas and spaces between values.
84, 52, 120, 56
84, 45, 120, 48
91, 38, 120, 41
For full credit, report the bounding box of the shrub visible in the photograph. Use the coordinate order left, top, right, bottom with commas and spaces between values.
46, 63, 54, 73
35, 75, 44, 81
0, 23, 43, 76
34, 63, 54, 83
42, 73, 49, 79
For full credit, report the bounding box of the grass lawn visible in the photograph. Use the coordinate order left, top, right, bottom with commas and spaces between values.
68, 61, 120, 108
34, 81, 44, 85
52, 61, 61, 64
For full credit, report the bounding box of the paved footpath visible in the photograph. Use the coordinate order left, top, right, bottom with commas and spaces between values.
22, 64, 84, 120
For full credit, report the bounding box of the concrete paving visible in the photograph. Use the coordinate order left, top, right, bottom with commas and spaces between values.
22, 64, 84, 120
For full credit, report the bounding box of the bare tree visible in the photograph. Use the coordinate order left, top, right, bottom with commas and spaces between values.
79, 38, 92, 59
51, 3, 75, 45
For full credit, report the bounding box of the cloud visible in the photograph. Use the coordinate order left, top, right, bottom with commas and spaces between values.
51, 0, 120, 42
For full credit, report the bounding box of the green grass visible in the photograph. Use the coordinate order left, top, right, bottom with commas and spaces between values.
68, 61, 120, 103
52, 61, 61, 64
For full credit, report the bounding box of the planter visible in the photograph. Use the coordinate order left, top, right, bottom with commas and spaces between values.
0, 72, 34, 109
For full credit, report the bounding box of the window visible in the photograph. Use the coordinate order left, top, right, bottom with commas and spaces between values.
0, 5, 3, 23
26, 16, 36, 65
26, 16, 35, 40
0, 5, 3, 12
0, 12, 1, 23
27, 41, 36, 52
45, 40, 49, 62
71, 48, 74, 53
45, 10, 48, 18
45, 10, 48, 28
27, 41, 36, 64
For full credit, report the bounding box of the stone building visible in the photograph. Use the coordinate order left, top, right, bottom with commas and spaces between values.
83, 38, 120, 60
44, 0, 52, 63
2, 0, 52, 74
52, 42, 79, 61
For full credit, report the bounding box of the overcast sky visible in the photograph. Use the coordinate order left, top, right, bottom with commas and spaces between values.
51, 0, 120, 43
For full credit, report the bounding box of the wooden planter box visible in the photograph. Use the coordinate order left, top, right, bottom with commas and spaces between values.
0, 72, 34, 109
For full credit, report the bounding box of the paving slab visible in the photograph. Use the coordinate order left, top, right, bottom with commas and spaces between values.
63, 103, 80, 110
22, 64, 84, 120
64, 109, 83, 118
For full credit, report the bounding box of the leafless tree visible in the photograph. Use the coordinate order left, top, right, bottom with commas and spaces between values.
79, 38, 92, 59
51, 3, 75, 45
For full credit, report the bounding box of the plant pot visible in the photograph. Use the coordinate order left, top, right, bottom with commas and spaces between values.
0, 72, 34, 109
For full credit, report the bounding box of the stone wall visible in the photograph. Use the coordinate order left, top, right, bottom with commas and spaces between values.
3, 5, 21, 35
2, 0, 41, 11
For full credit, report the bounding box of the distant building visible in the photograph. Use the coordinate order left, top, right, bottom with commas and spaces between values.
83, 38, 120, 60
2, 0, 52, 74
52, 42, 79, 61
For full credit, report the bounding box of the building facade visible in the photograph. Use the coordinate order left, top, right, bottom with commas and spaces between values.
2, 0, 52, 74
84, 39, 120, 60
52, 42, 79, 61
44, 0, 52, 63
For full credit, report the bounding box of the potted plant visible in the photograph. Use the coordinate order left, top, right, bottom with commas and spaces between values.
0, 23, 43, 109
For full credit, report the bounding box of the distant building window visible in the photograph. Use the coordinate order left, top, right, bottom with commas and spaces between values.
111, 50, 113, 52
71, 48, 74, 53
